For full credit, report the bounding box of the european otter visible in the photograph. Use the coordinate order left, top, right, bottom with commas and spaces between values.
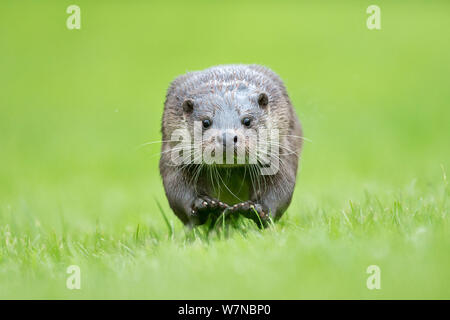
160, 65, 303, 227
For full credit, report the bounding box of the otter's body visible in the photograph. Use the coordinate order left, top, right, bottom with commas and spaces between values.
160, 65, 302, 227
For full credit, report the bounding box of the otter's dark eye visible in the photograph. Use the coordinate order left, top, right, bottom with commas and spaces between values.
202, 119, 212, 129
242, 117, 251, 127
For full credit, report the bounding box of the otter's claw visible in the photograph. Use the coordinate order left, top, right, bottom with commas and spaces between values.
191, 196, 228, 223
229, 201, 270, 228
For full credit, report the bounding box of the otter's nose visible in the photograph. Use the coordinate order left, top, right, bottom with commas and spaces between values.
219, 131, 238, 147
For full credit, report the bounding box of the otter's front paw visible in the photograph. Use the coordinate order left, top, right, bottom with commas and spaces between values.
191, 196, 228, 223
229, 201, 270, 228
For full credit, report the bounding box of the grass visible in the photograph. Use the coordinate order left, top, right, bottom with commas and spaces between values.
0, 0, 449, 299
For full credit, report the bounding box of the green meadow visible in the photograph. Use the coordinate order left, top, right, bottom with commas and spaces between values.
0, 0, 449, 299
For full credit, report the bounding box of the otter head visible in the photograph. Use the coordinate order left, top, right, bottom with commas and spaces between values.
179, 85, 275, 167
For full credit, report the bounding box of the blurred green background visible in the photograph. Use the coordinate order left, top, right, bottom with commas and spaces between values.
0, 0, 449, 299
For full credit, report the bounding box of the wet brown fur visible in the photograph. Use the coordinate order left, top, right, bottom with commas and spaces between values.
160, 65, 303, 227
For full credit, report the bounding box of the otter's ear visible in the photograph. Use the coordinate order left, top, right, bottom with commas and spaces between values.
257, 93, 269, 108
182, 99, 194, 113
